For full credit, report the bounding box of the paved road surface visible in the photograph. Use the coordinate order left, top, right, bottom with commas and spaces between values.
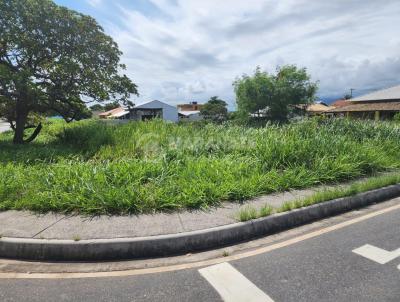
1, 202, 399, 301
0, 121, 10, 133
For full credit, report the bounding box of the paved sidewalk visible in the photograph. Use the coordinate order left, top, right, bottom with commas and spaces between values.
0, 188, 318, 240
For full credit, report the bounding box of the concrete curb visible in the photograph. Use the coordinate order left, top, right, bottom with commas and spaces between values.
1, 184, 400, 261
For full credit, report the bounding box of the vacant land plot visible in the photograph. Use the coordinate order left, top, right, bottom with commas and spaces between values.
0, 118, 399, 215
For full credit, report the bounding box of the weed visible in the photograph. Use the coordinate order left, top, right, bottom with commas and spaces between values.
259, 204, 273, 217
0, 118, 399, 215
237, 206, 258, 222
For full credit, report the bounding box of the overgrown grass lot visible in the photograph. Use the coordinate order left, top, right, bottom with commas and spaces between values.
0, 118, 399, 215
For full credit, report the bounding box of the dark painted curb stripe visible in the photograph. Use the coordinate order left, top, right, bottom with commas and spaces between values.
1, 184, 399, 261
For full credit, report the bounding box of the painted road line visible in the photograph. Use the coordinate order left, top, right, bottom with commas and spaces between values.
352, 244, 400, 264
199, 262, 275, 302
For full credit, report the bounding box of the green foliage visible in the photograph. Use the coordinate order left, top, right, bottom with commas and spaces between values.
236, 204, 273, 222
200, 96, 228, 123
0, 118, 399, 215
0, 0, 138, 143
103, 102, 121, 112
90, 104, 105, 111
237, 206, 258, 222
233, 65, 318, 122
393, 113, 400, 123
279, 172, 400, 212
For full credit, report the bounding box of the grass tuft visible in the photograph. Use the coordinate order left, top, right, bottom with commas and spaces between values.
278, 173, 400, 212
237, 206, 258, 222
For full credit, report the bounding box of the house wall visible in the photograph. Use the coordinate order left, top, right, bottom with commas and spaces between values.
135, 100, 179, 122
179, 112, 203, 121
177, 104, 203, 111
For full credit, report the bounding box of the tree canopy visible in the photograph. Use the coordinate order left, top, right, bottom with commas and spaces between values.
0, 0, 138, 143
200, 96, 228, 122
233, 65, 317, 121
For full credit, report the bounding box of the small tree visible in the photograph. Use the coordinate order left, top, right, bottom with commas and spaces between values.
0, 0, 138, 144
200, 96, 228, 122
233, 65, 317, 121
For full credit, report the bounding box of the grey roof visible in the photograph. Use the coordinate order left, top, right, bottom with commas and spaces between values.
351, 84, 400, 102
135, 100, 176, 109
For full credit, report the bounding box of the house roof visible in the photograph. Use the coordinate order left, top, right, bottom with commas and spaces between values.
135, 100, 176, 109
98, 107, 127, 117
331, 99, 351, 107
350, 84, 400, 102
178, 110, 201, 116
326, 102, 400, 113
306, 103, 335, 112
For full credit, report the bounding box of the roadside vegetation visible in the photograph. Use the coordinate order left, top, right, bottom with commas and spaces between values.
237, 172, 400, 221
0, 118, 399, 215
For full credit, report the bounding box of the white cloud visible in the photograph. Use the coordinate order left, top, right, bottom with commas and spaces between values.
105, 0, 400, 106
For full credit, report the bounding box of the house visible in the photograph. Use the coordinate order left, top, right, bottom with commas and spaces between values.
177, 101, 203, 121
98, 107, 129, 119
177, 101, 203, 112
306, 103, 335, 116
326, 84, 400, 120
178, 110, 202, 121
330, 99, 352, 108
294, 102, 335, 116
129, 100, 179, 122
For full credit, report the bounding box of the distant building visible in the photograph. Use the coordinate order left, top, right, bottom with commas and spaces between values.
177, 101, 203, 112
178, 110, 202, 121
330, 99, 352, 108
306, 103, 335, 116
326, 84, 400, 120
177, 101, 203, 121
98, 100, 179, 122
294, 102, 335, 116
98, 107, 129, 119
129, 100, 179, 122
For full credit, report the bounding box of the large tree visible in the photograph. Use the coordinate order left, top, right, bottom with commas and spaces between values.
0, 0, 138, 143
200, 96, 228, 122
233, 65, 317, 121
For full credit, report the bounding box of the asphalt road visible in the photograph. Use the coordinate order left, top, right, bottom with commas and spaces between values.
1, 204, 399, 301
0, 121, 10, 133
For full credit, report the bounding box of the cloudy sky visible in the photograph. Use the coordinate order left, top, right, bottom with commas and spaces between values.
55, 0, 400, 108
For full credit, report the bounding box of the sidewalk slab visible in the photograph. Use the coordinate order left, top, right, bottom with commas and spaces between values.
0, 211, 63, 238
0, 187, 318, 240
34, 213, 184, 240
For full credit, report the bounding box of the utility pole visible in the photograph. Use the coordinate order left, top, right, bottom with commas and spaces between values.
350, 88, 355, 98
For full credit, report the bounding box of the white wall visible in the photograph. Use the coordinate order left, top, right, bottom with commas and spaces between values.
135, 100, 179, 122
180, 112, 203, 121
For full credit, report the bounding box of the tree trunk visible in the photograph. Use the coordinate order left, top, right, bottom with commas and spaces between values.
13, 110, 28, 144
24, 123, 42, 143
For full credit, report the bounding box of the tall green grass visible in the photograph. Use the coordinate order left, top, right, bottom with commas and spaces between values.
0, 118, 399, 215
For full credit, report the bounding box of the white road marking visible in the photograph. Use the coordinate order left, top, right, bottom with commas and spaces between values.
199, 262, 275, 302
352, 244, 400, 264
